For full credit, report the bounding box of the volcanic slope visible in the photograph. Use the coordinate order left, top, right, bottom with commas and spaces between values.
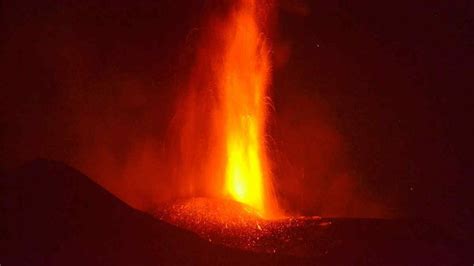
1, 160, 299, 265
1, 160, 468, 265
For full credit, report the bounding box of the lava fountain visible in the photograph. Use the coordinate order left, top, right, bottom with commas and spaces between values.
219, 0, 274, 215
158, 0, 331, 255
171, 0, 279, 218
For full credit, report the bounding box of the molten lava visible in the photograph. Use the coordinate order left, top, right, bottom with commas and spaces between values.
219, 0, 272, 215
174, 0, 278, 218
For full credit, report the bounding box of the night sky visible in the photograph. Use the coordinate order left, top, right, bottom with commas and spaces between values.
1, 0, 472, 236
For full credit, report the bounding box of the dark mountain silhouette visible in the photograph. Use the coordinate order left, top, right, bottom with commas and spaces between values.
1, 160, 299, 265
1, 160, 470, 265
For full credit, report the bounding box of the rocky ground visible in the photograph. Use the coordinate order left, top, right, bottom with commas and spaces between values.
2, 160, 470, 265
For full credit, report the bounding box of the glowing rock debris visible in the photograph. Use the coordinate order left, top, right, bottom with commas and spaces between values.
155, 198, 327, 256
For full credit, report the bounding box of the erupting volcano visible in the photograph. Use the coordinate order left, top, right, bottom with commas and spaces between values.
157, 0, 293, 250
4, 0, 468, 264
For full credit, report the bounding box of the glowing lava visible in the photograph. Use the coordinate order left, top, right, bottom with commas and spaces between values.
219, 0, 274, 215
174, 0, 278, 217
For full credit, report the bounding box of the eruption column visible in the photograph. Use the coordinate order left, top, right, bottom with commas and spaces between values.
219, 0, 273, 215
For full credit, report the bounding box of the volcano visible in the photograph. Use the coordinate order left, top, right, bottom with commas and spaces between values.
2, 160, 468, 265
1, 1, 472, 265
1, 160, 294, 265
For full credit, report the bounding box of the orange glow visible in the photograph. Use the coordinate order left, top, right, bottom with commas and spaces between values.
174, 0, 278, 218
219, 0, 273, 215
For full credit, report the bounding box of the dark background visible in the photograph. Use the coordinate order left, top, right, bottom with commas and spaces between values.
1, 0, 472, 236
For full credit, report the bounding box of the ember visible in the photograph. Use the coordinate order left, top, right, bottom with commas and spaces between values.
155, 197, 330, 257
